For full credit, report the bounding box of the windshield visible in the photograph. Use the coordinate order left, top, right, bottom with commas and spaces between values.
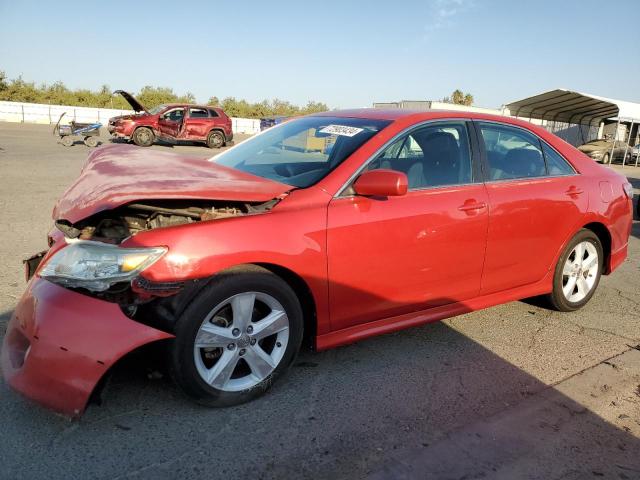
214, 116, 390, 187
148, 104, 167, 115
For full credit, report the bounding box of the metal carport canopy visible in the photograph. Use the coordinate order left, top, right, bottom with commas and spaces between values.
505, 89, 622, 125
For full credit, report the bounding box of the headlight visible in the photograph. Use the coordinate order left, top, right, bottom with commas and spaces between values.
39, 240, 166, 292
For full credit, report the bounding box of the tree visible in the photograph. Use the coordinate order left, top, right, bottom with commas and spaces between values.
442, 89, 474, 106
0, 71, 8, 94
0, 76, 40, 103
0, 72, 331, 117
301, 100, 329, 115
136, 86, 194, 109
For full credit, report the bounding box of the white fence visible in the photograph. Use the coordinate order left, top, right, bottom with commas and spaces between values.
230, 117, 261, 135
0, 101, 261, 134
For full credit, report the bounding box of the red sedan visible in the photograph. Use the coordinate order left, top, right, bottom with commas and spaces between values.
2, 109, 633, 416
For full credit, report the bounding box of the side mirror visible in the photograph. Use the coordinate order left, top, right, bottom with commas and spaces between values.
353, 169, 408, 197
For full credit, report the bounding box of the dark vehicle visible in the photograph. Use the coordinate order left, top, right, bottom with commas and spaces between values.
53, 112, 101, 147
260, 116, 289, 131
108, 90, 234, 148
577, 138, 631, 164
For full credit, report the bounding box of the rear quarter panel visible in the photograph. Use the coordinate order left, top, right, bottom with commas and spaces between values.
533, 125, 632, 271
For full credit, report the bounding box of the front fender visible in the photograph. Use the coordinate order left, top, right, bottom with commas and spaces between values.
122, 188, 332, 334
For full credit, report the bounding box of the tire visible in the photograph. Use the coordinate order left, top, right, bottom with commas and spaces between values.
132, 127, 154, 147
602, 153, 610, 164
60, 136, 73, 147
206, 130, 225, 149
84, 136, 98, 147
169, 266, 304, 407
547, 229, 603, 312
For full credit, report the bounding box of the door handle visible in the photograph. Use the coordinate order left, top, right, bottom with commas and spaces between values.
458, 201, 487, 212
565, 186, 584, 197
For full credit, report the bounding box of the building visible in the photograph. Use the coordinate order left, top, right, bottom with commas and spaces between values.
373, 100, 502, 116
504, 89, 640, 152
374, 90, 640, 159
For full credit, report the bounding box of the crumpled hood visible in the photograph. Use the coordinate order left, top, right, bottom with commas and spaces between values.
53, 144, 292, 223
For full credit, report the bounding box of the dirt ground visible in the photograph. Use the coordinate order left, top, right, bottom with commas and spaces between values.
0, 122, 639, 480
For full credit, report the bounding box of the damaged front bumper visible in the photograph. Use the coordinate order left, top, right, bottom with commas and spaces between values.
24, 250, 47, 281
1, 277, 173, 417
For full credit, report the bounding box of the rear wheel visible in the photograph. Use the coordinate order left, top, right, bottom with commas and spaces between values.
169, 267, 303, 407
60, 136, 73, 147
602, 152, 610, 164
548, 229, 603, 312
84, 136, 98, 147
132, 127, 154, 147
207, 130, 225, 149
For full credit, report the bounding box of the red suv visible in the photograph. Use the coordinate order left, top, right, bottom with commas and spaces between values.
108, 90, 233, 148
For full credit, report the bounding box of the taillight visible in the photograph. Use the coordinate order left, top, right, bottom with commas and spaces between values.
623, 182, 634, 200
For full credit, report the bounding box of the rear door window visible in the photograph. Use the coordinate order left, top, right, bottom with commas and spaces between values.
541, 142, 575, 176
478, 123, 546, 180
189, 108, 209, 118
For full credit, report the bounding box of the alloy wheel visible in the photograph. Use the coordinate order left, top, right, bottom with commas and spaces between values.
209, 132, 224, 148
136, 129, 151, 144
193, 292, 290, 392
562, 241, 599, 302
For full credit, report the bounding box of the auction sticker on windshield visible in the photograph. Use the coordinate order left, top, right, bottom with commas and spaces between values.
319, 125, 364, 137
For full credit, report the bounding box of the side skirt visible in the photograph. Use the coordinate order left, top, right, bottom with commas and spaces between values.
315, 274, 553, 351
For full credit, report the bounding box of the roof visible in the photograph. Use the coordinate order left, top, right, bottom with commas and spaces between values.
162, 103, 219, 110
313, 108, 520, 124
505, 89, 640, 125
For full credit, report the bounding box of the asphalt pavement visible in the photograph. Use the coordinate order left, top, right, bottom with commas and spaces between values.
0, 122, 639, 480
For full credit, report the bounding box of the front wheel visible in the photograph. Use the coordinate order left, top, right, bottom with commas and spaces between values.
132, 127, 155, 147
84, 136, 98, 147
547, 229, 603, 312
169, 267, 303, 407
602, 153, 610, 164
206, 130, 225, 149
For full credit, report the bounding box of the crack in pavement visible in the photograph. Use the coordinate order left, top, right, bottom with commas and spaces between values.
107, 450, 192, 480
560, 318, 639, 343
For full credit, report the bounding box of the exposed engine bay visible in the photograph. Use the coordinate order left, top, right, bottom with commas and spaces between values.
47, 198, 279, 309
55, 198, 278, 243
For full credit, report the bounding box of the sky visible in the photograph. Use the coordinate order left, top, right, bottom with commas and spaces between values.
1, 0, 639, 109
